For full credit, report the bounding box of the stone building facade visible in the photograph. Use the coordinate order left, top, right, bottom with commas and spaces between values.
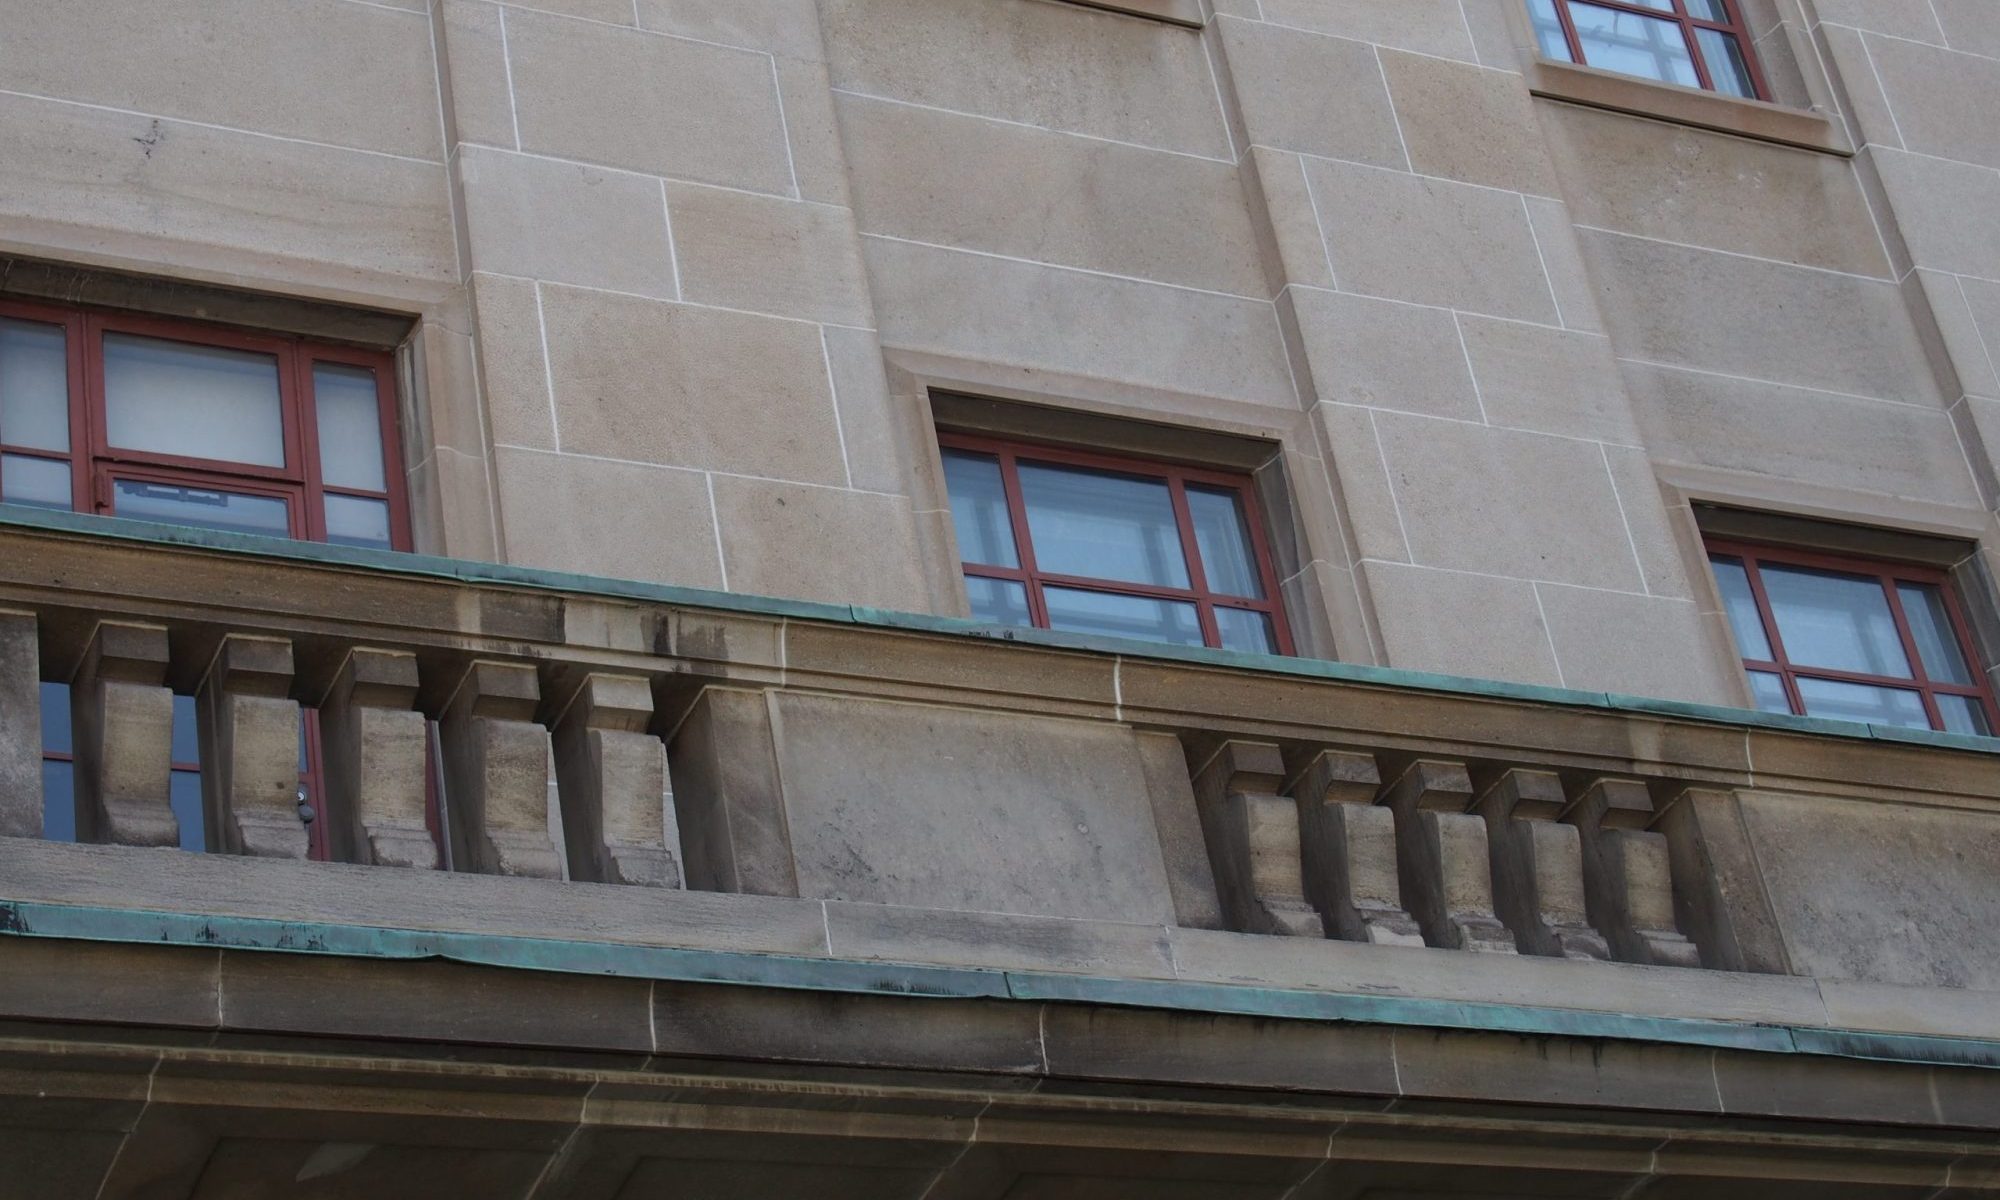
2, 0, 2000, 1194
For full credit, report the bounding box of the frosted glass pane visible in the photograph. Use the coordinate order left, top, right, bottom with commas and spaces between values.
1567, 2, 1700, 88
1709, 556, 1771, 660
1043, 587, 1202, 647
1188, 485, 1262, 599
1019, 463, 1189, 588
113, 478, 290, 538
314, 363, 387, 491
941, 450, 1018, 568
1761, 565, 1909, 678
1896, 583, 1974, 685
0, 318, 70, 452
1, 454, 71, 510
1796, 677, 1928, 729
964, 575, 1031, 627
1215, 607, 1277, 654
325, 493, 392, 549
104, 333, 284, 467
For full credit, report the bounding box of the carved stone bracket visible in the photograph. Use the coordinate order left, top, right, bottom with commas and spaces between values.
71, 620, 177, 848
1563, 778, 1700, 967
319, 647, 436, 870
1380, 760, 1515, 953
1191, 739, 1323, 937
1288, 748, 1421, 946
439, 660, 560, 879
1475, 768, 1607, 960
197, 634, 306, 860
553, 671, 681, 887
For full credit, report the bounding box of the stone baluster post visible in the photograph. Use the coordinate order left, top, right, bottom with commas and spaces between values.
319, 647, 436, 869
552, 671, 681, 887
71, 621, 178, 848
1191, 739, 1323, 937
0, 609, 42, 839
1475, 768, 1607, 960
438, 660, 560, 878
1288, 748, 1421, 946
197, 634, 306, 859
1563, 778, 1700, 967
1380, 759, 1515, 953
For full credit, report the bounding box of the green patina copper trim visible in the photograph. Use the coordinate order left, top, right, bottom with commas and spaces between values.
5, 899, 1997, 1069
3, 505, 1998, 754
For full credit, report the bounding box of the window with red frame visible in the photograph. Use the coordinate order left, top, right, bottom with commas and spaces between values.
1707, 540, 1998, 735
0, 299, 414, 859
1527, 0, 1768, 100
939, 434, 1293, 655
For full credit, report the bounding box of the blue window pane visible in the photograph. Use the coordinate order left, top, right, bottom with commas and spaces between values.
1795, 677, 1928, 729
1685, 0, 1730, 21
1937, 694, 1992, 737
172, 694, 199, 765
0, 317, 71, 452
325, 494, 392, 549
1566, 1, 1700, 89
941, 450, 1019, 569
170, 769, 205, 852
964, 575, 1031, 627
1896, 583, 1974, 685
41, 759, 75, 843
1693, 27, 1757, 98
1709, 556, 1771, 661
112, 478, 290, 538
1018, 463, 1189, 589
1042, 587, 1202, 647
1188, 485, 1263, 600
1, 453, 73, 511
40, 681, 70, 753
1760, 565, 1910, 679
1746, 670, 1790, 715
1526, 0, 1574, 61
1215, 607, 1277, 655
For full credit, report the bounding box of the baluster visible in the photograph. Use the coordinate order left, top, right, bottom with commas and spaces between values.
71, 621, 178, 847
320, 647, 436, 869
1191, 739, 1322, 937
552, 671, 681, 886
1475, 768, 1606, 959
1380, 759, 1515, 953
1289, 748, 1421, 946
439, 660, 560, 878
0, 609, 40, 839
1564, 778, 1699, 967
197, 634, 306, 859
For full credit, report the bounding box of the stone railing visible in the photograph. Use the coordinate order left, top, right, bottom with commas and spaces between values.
4, 509, 2000, 994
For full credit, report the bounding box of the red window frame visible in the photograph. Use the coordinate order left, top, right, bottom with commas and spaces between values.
1707, 538, 1999, 733
938, 432, 1296, 656
1543, 0, 1771, 101
3, 297, 416, 862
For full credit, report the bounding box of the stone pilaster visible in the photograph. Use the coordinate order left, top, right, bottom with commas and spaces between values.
1381, 760, 1515, 953
71, 621, 177, 848
320, 647, 436, 870
552, 672, 680, 887
1289, 748, 1421, 946
439, 660, 559, 879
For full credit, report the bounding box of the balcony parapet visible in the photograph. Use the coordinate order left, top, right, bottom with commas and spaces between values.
3, 508, 2000, 1036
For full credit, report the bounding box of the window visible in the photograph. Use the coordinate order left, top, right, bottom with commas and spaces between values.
939, 434, 1293, 655
1527, 0, 1768, 100
1, 298, 413, 859
1707, 540, 1998, 735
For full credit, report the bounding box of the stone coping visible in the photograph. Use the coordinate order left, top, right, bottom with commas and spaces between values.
6, 895, 2000, 1072
3, 505, 1996, 758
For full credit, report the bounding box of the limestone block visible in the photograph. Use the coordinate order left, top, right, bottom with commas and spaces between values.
552, 672, 681, 887
1654, 786, 1791, 974
197, 635, 306, 860
70, 621, 177, 848
1288, 749, 1421, 947
1380, 760, 1515, 953
1475, 768, 1606, 960
319, 647, 436, 870
0, 610, 39, 839
439, 660, 560, 879
666, 686, 798, 897
1192, 740, 1322, 937
1563, 778, 1699, 967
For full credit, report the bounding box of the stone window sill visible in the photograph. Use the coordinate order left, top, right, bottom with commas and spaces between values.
1526, 58, 1851, 156
1049, 0, 1203, 29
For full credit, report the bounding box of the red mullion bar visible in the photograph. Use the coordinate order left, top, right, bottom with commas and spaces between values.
992, 447, 1050, 631
962, 562, 1030, 584
1879, 575, 1946, 730
1552, 0, 1589, 67
1735, 552, 1808, 718
1167, 476, 1221, 649
1935, 579, 2000, 731
1229, 474, 1297, 655
293, 349, 330, 543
